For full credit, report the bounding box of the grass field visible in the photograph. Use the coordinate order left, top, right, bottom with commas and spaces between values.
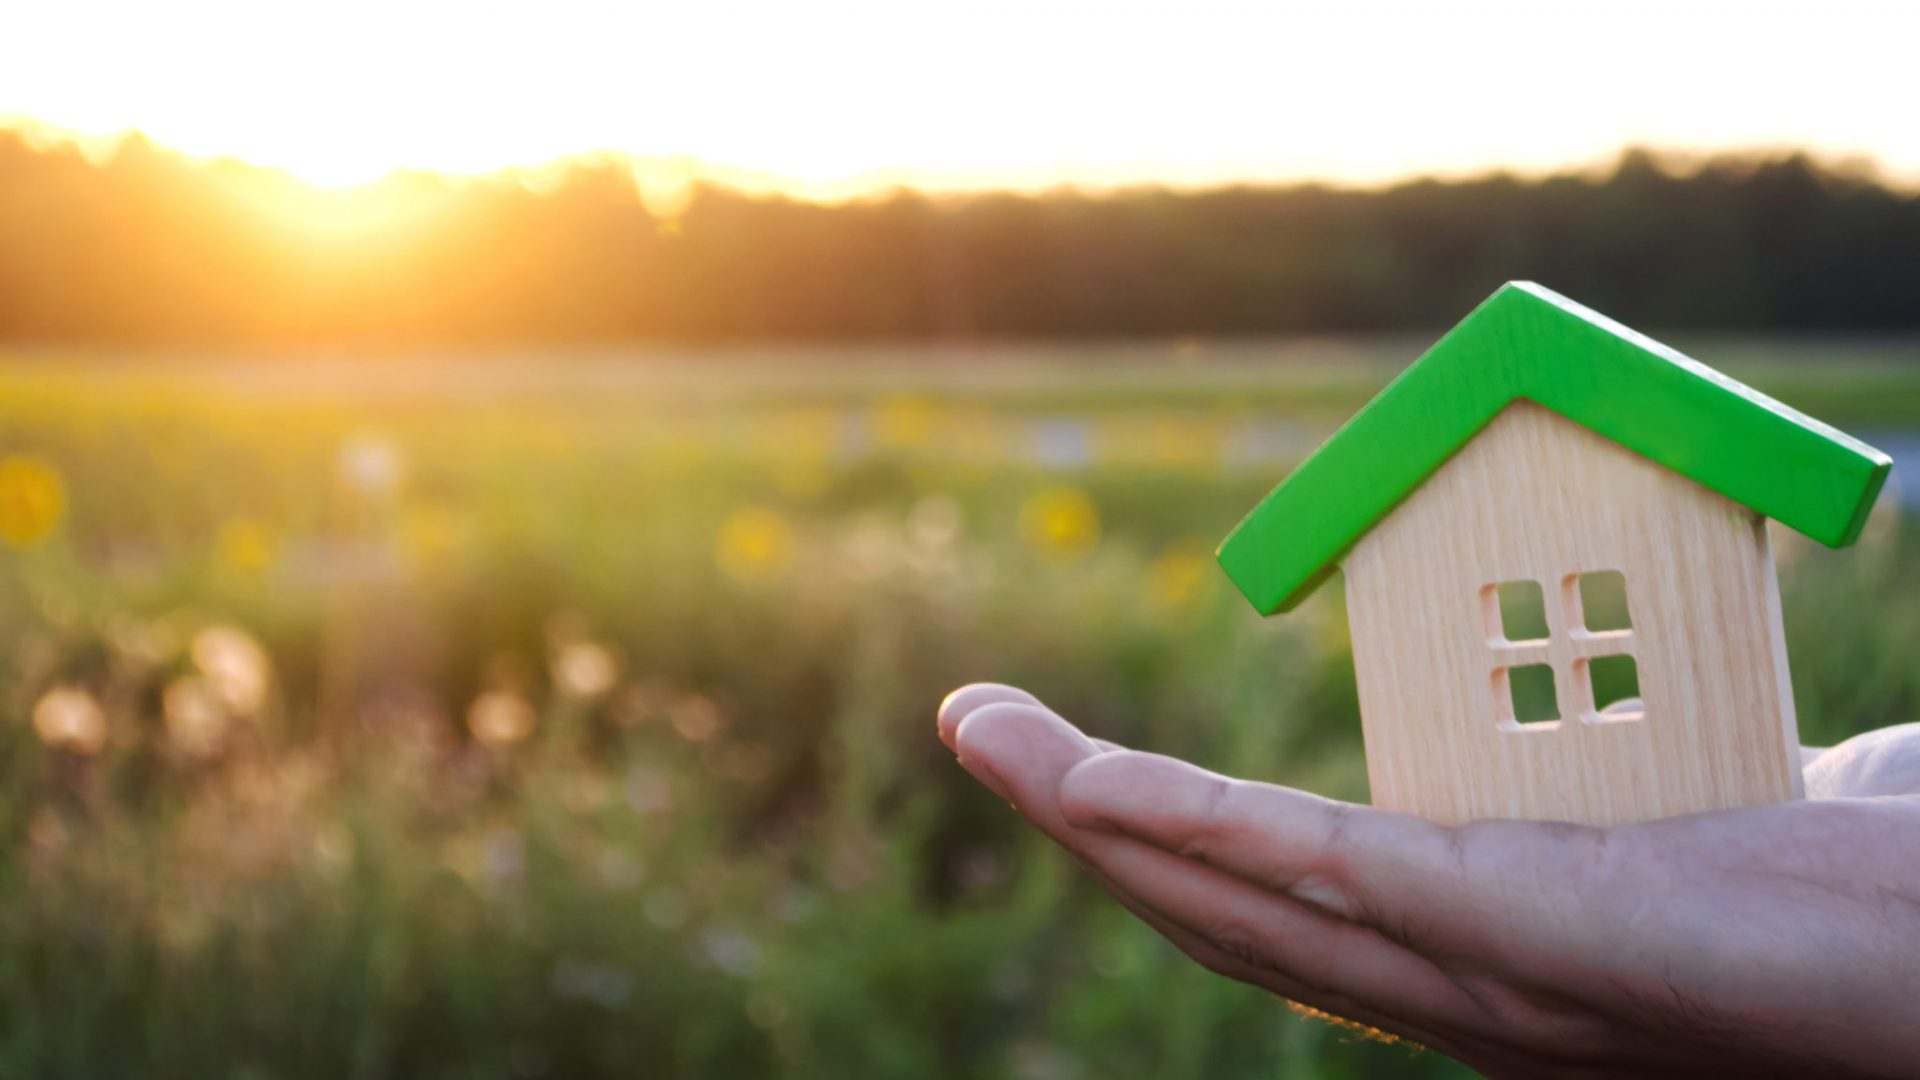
0, 339, 1916, 1078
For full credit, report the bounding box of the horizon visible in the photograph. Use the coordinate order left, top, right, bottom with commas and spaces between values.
3, 121, 1910, 207
5, 0, 1918, 197
1, 126, 1915, 345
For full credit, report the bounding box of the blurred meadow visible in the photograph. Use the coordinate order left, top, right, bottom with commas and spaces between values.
1, 340, 1916, 1079
6, 2, 1920, 1069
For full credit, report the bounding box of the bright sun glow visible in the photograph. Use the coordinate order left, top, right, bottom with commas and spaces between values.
4, 0, 1919, 196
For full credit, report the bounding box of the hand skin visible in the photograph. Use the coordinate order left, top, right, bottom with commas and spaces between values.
937, 684, 1920, 1079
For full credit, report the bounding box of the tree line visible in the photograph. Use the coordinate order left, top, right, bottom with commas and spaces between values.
1, 133, 1916, 346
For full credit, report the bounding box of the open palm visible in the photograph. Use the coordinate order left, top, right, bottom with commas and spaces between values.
939, 684, 1920, 1079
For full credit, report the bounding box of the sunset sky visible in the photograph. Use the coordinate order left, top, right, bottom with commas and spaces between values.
3, 0, 1916, 195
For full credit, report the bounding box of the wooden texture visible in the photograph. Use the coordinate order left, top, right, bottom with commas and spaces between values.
1344, 401, 1802, 827
1217, 281, 1891, 615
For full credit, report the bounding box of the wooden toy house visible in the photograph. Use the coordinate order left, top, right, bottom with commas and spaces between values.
1217, 283, 1891, 827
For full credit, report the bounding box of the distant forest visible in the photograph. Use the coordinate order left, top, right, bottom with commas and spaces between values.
1, 133, 1917, 345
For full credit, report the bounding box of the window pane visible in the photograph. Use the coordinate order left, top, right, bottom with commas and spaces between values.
1498, 663, 1560, 729
1587, 654, 1643, 720
1577, 571, 1632, 632
1489, 580, 1550, 642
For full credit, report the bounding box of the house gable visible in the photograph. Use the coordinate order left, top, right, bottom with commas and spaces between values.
1216, 282, 1892, 615
1343, 401, 1802, 826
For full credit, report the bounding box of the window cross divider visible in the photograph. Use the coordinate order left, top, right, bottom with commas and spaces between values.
1485, 574, 1641, 730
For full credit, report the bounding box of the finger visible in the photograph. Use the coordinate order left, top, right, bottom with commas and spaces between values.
1072, 817, 1485, 1040
956, 705, 1509, 1058
1075, 814, 1489, 1037
938, 683, 1045, 750
1059, 750, 1460, 923
1804, 723, 1920, 798
1080, 862, 1478, 1061
952, 702, 1484, 1040
951, 700, 1104, 823
951, 701, 1350, 986
1058, 750, 1614, 971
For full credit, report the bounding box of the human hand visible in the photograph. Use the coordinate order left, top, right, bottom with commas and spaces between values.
939, 684, 1920, 1078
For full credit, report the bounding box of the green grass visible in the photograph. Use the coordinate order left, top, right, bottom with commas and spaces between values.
0, 341, 1914, 1078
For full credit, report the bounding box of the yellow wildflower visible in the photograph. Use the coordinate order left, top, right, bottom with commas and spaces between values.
1020, 487, 1100, 559
215, 518, 278, 574
1144, 416, 1225, 470
716, 507, 794, 581
0, 455, 66, 549
872, 396, 939, 451
399, 504, 464, 565
1148, 537, 1217, 611
753, 408, 838, 462
771, 458, 832, 500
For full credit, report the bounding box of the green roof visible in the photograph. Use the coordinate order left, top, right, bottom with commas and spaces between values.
1217, 282, 1892, 616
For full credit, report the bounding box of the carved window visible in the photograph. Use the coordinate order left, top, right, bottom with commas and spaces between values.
1483, 572, 1640, 732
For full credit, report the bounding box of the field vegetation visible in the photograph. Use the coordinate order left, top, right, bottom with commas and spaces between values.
0, 344, 1914, 1078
